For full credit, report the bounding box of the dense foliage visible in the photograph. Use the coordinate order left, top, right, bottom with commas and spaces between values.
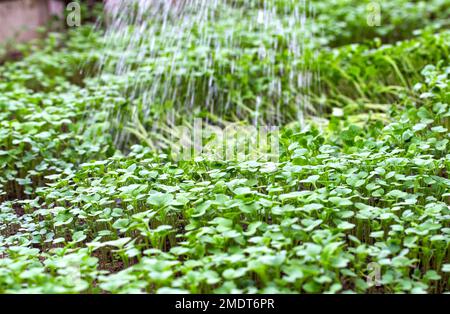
0, 0, 449, 293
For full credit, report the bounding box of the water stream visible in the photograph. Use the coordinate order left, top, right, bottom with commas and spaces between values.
94, 0, 317, 149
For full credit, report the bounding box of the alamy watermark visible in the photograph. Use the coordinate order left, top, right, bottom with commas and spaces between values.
67, 2, 81, 27
366, 262, 382, 287
65, 1, 382, 28
367, 2, 381, 26
168, 119, 280, 162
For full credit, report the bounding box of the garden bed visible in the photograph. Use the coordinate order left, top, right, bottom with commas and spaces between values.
0, 0, 449, 294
